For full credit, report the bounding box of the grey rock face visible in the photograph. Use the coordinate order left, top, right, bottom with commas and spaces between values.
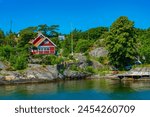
58, 73, 64, 79
25, 64, 59, 80
63, 69, 89, 79
74, 53, 87, 62
0, 64, 59, 84
89, 47, 108, 58
92, 60, 104, 69
0, 61, 6, 70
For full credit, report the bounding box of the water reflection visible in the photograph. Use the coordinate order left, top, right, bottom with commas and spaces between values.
0, 79, 150, 100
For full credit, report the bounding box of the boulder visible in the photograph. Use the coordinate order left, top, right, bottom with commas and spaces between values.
89, 47, 108, 58
58, 73, 64, 79
4, 75, 15, 81
0, 61, 6, 70
78, 62, 88, 69
92, 60, 104, 69
28, 57, 43, 64
27, 74, 36, 79
25, 64, 59, 80
73, 53, 87, 62
0, 70, 14, 76
0, 75, 4, 79
63, 69, 89, 79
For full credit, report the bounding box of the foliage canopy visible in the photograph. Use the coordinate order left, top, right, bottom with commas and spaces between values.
106, 16, 137, 69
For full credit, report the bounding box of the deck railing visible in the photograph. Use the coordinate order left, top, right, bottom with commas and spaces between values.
31, 50, 55, 54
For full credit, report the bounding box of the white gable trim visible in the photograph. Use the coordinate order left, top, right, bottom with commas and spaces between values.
33, 32, 57, 47
45, 37, 57, 47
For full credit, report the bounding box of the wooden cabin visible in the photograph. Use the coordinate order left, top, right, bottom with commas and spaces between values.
29, 32, 56, 55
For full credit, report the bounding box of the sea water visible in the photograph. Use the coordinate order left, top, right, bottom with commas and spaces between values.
0, 79, 150, 100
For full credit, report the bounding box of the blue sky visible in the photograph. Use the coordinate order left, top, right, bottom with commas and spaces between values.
0, 0, 150, 34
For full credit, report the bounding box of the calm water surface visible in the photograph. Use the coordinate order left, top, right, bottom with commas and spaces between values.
0, 79, 150, 100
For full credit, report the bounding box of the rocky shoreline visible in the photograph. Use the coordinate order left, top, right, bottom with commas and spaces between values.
1, 63, 150, 85
0, 48, 111, 85
1, 51, 150, 85
1, 66, 150, 85
0, 63, 92, 85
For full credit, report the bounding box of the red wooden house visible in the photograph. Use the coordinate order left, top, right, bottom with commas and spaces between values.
29, 32, 56, 55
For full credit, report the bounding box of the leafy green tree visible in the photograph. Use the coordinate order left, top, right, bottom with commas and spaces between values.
138, 29, 150, 63
67, 29, 83, 50
51, 37, 61, 52
19, 26, 37, 35
38, 24, 49, 36
106, 16, 137, 69
0, 45, 14, 60
85, 27, 108, 40
61, 36, 71, 57
18, 27, 37, 48
38, 24, 59, 37
75, 39, 92, 53
48, 25, 59, 37
0, 29, 5, 45
0, 29, 4, 39
5, 32, 17, 46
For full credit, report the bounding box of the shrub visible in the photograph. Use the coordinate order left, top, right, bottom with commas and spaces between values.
56, 57, 64, 64
75, 39, 92, 53
14, 55, 28, 70
62, 48, 70, 57
68, 54, 74, 60
0, 45, 14, 60
84, 51, 89, 57
32, 54, 43, 59
44, 55, 57, 65
98, 57, 104, 63
70, 64, 78, 71
85, 66, 95, 73
98, 56, 109, 65
86, 57, 93, 66
9, 53, 28, 70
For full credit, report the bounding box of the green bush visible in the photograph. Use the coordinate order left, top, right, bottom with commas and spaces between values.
0, 45, 14, 60
44, 55, 58, 65
75, 39, 92, 53
9, 53, 28, 70
9, 54, 17, 66
86, 57, 93, 66
98, 57, 104, 63
14, 56, 27, 70
62, 48, 70, 57
56, 57, 64, 64
0, 56, 5, 61
68, 54, 74, 60
97, 56, 109, 65
84, 51, 89, 57
32, 54, 43, 59
70, 64, 78, 71
85, 66, 95, 73
0, 45, 28, 70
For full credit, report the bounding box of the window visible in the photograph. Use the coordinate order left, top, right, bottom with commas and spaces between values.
44, 39, 49, 44
42, 48, 49, 51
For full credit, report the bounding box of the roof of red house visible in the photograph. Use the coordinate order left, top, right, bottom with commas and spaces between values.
34, 38, 44, 47
30, 32, 57, 47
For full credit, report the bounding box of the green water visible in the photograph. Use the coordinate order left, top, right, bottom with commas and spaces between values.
0, 79, 150, 100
